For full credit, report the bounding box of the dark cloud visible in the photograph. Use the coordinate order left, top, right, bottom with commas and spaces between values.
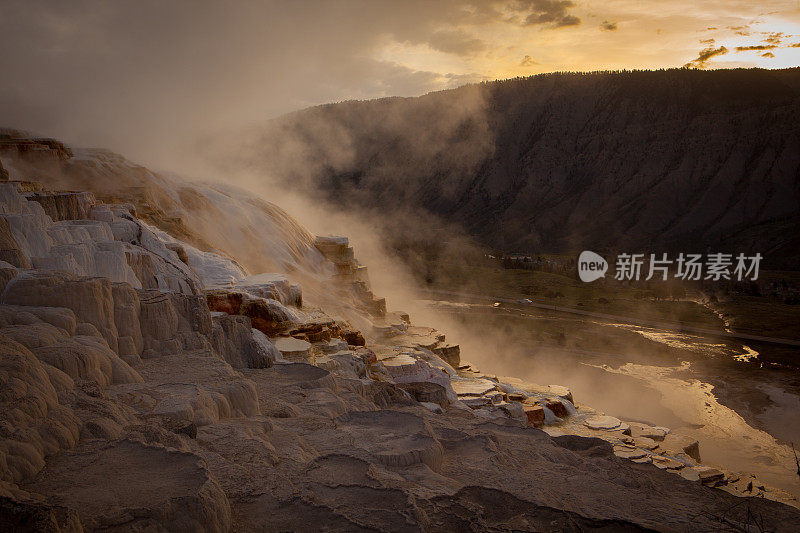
426, 29, 487, 56
515, 0, 581, 28
600, 20, 618, 31
733, 32, 797, 55
0, 0, 515, 168
390, 0, 581, 61
727, 24, 750, 36
761, 31, 787, 45
520, 54, 538, 66
699, 38, 715, 44
735, 44, 776, 51
683, 45, 728, 68
554, 15, 580, 27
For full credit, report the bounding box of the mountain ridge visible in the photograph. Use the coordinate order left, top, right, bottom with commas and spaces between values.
245, 67, 800, 268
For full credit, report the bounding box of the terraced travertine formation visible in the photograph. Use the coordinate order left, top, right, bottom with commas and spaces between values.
1, 135, 800, 531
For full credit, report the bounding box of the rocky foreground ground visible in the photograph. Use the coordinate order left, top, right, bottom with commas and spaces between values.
1, 134, 800, 531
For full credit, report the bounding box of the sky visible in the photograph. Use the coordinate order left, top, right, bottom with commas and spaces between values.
0, 0, 799, 170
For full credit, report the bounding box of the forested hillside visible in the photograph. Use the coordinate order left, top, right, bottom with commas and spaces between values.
248, 68, 800, 268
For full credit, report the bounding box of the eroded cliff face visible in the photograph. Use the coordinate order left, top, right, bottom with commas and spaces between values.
1, 138, 799, 532
244, 68, 800, 268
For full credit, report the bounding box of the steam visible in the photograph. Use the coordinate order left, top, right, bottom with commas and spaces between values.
180, 87, 762, 438
180, 85, 520, 383
190, 86, 682, 428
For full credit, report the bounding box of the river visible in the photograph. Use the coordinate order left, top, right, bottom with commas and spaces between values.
419, 296, 800, 499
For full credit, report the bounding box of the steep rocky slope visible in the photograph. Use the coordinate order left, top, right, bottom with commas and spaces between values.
1, 137, 800, 531
243, 68, 800, 267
